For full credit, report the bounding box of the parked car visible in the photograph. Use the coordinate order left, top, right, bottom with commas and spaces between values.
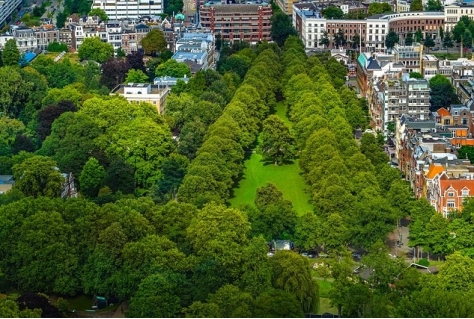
432, 47, 440, 51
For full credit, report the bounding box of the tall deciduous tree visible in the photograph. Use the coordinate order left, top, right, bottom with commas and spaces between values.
405, 32, 414, 46
444, 32, 454, 52
385, 30, 400, 50
410, 0, 423, 11
37, 100, 77, 143
322, 6, 344, 19
270, 12, 298, 47
426, 0, 442, 10
125, 69, 149, 83
100, 58, 130, 89
155, 59, 191, 77
12, 156, 64, 198
424, 35, 435, 51
270, 251, 319, 313
78, 37, 114, 63
319, 31, 330, 48
415, 29, 423, 42
2, 39, 20, 66
79, 157, 106, 198
260, 115, 295, 165
141, 29, 167, 56
127, 272, 186, 318
368, 2, 392, 15
429, 74, 459, 111
126, 51, 146, 72
89, 8, 108, 21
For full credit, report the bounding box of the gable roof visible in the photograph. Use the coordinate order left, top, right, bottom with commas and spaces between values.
426, 163, 445, 179
437, 107, 451, 117
366, 59, 381, 70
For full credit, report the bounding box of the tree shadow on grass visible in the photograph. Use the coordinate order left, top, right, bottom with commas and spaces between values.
260, 158, 296, 166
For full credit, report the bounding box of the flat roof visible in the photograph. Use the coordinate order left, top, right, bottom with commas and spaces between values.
111, 84, 167, 95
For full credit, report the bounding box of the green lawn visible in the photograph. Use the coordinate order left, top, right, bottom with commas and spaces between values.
316, 279, 337, 314
433, 52, 472, 60
316, 279, 333, 298
319, 297, 338, 315
228, 102, 314, 215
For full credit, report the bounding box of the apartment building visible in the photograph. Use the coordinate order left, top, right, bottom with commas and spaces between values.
370, 73, 430, 134
392, 45, 422, 73
91, 0, 163, 20
199, 2, 272, 44
293, 2, 366, 50
0, 0, 21, 26
293, 8, 444, 51
274, 0, 298, 15
386, 11, 444, 43
365, 17, 389, 51
445, 4, 474, 32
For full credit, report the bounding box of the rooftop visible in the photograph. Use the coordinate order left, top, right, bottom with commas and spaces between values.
111, 84, 167, 95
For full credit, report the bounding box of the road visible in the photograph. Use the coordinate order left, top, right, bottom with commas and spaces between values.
38, 0, 62, 26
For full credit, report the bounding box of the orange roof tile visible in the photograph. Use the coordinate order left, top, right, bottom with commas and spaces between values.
440, 179, 474, 194
437, 107, 450, 117
426, 163, 445, 179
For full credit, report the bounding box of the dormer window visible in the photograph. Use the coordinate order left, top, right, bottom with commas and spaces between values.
448, 192, 454, 197
462, 190, 469, 196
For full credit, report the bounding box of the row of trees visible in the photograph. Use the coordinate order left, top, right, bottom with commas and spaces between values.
279, 35, 474, 318
177, 46, 282, 207
282, 36, 408, 251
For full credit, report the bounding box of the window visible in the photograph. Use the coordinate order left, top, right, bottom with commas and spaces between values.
447, 201, 456, 208
448, 192, 454, 197
462, 190, 469, 196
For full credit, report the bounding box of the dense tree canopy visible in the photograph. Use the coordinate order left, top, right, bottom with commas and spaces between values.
78, 37, 114, 63
1, 28, 472, 319
141, 29, 168, 56
429, 74, 459, 111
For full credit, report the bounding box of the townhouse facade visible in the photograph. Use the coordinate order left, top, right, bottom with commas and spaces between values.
370, 72, 430, 134
395, 97, 474, 216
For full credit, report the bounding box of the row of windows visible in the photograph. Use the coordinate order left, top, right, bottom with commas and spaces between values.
446, 9, 474, 14
447, 189, 470, 197
368, 29, 385, 34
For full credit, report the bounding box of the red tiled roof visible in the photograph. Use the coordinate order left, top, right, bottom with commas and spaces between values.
440, 178, 474, 194
437, 107, 450, 117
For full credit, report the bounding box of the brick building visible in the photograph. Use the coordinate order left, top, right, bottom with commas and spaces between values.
199, 2, 272, 44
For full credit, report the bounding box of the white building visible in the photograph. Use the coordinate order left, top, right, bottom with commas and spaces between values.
91, 0, 163, 20
110, 83, 170, 114
444, 5, 474, 32
366, 18, 389, 51
0, 0, 21, 26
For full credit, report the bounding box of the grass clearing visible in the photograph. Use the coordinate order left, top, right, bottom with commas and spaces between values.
229, 154, 313, 215
43, 52, 80, 64
316, 279, 333, 298
319, 297, 338, 315
229, 101, 314, 215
